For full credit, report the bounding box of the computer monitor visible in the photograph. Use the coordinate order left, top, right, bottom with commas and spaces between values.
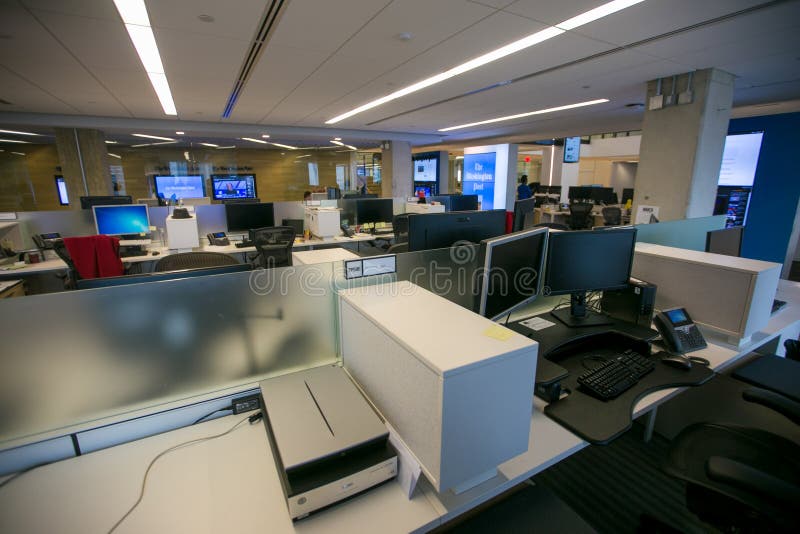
154, 175, 205, 199
568, 186, 593, 202
93, 204, 150, 236
407, 210, 506, 252
211, 174, 257, 200
449, 194, 479, 211
355, 198, 393, 224
546, 185, 562, 195
326, 187, 341, 200
225, 202, 275, 233
415, 185, 432, 197
589, 187, 616, 205
706, 226, 743, 257
621, 188, 634, 204
512, 198, 537, 232
545, 227, 637, 327
475, 227, 548, 320
80, 195, 132, 209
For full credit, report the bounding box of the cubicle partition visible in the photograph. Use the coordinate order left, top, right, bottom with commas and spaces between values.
634, 215, 726, 251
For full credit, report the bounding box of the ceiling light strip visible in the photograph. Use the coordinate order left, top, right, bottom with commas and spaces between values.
113, 0, 178, 116
325, 0, 643, 124
438, 98, 609, 131
132, 133, 175, 141
0, 129, 40, 136
0, 139, 31, 144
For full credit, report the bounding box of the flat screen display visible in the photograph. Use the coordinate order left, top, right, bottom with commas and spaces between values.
413, 153, 439, 182
55, 176, 69, 205
563, 137, 581, 163
718, 132, 763, 187
211, 175, 257, 199
154, 175, 205, 199
225, 202, 275, 232
462, 152, 497, 209
93, 205, 150, 235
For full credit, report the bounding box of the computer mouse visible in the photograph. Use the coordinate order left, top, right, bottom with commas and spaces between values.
661, 353, 692, 370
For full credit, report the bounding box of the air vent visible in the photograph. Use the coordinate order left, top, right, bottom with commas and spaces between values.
221, 0, 289, 118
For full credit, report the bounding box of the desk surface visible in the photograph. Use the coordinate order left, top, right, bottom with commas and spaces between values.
2, 280, 798, 533
292, 248, 360, 265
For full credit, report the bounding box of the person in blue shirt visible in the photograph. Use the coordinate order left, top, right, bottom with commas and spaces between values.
517, 175, 532, 200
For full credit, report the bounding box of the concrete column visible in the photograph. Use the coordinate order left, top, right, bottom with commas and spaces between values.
634, 68, 735, 221
503, 144, 519, 211
54, 127, 113, 199
381, 140, 412, 198
436, 151, 449, 194
544, 145, 579, 204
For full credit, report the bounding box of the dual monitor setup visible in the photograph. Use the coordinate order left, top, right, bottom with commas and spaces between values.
153, 175, 258, 201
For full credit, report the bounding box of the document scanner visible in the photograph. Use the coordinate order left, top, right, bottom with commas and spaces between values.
259, 365, 397, 520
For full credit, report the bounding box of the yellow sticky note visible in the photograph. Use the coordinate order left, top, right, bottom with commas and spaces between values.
483, 325, 514, 341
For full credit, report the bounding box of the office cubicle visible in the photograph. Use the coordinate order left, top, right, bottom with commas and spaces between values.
634, 215, 726, 251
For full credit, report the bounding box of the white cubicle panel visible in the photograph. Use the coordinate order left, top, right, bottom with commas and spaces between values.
339, 281, 538, 494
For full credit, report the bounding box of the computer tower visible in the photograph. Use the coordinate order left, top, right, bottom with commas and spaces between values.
600, 277, 657, 327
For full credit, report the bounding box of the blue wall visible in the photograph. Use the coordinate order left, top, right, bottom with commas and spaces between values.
729, 112, 800, 264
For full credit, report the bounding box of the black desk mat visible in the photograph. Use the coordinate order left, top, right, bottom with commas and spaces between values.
543, 344, 714, 444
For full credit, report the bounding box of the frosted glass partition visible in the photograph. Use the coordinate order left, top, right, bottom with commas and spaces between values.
634, 215, 727, 251
0, 263, 340, 445
395, 245, 480, 310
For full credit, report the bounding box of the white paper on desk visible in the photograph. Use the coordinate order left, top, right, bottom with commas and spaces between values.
520, 316, 556, 331
386, 423, 422, 499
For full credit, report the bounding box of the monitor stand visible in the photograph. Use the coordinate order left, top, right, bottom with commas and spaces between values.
550, 291, 614, 328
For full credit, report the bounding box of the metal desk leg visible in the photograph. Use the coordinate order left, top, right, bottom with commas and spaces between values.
643, 406, 658, 442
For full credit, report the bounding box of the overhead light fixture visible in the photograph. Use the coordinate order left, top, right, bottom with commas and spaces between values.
0, 138, 31, 144
269, 142, 298, 150
0, 129, 40, 136
113, 0, 178, 116
108, 153, 122, 159
11, 152, 26, 156
325, 0, 643, 124
438, 98, 609, 131
176, 131, 185, 135
345, 144, 358, 151
132, 133, 175, 141
216, 145, 236, 149
105, 140, 118, 144
295, 154, 312, 158
261, 134, 270, 138
330, 140, 344, 146
199, 142, 218, 147
242, 137, 268, 144
455, 156, 464, 160
333, 137, 342, 141
130, 140, 178, 148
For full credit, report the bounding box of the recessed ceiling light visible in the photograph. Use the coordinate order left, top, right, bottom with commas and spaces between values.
0, 129, 40, 136
242, 137, 269, 144
0, 138, 31, 144
105, 140, 118, 144
199, 142, 218, 147
132, 133, 175, 141
108, 153, 122, 159
113, 0, 178, 116
325, 0, 643, 124
176, 131, 185, 135
396, 32, 413, 41
197, 14, 215, 23
333, 137, 342, 141
261, 134, 270, 138
438, 99, 609, 131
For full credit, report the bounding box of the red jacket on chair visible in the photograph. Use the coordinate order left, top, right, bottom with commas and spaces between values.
63, 235, 124, 279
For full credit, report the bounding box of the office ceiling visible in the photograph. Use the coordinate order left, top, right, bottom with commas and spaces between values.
0, 0, 799, 147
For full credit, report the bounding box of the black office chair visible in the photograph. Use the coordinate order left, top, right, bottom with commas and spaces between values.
52, 239, 79, 289
387, 242, 408, 254
534, 222, 569, 231
154, 252, 239, 272
252, 226, 296, 269
568, 202, 593, 230
663, 387, 800, 533
601, 206, 622, 226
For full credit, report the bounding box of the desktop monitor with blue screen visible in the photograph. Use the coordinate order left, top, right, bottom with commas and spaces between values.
154, 175, 205, 200
475, 227, 548, 320
545, 227, 637, 327
93, 205, 150, 236
211, 175, 257, 200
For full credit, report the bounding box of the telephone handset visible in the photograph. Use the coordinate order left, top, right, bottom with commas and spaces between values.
654, 307, 707, 354
33, 232, 62, 249
206, 232, 230, 246
340, 223, 355, 238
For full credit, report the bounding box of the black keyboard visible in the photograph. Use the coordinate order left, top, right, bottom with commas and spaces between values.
577, 349, 655, 400
235, 241, 254, 248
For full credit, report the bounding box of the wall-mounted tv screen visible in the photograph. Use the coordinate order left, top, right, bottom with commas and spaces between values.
413, 152, 439, 182
563, 137, 581, 163
154, 175, 205, 199
211, 174, 257, 200
55, 176, 69, 205
718, 132, 764, 187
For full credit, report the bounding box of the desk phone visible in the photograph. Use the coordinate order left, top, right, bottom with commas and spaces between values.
206, 232, 230, 246
654, 307, 707, 354
33, 232, 62, 249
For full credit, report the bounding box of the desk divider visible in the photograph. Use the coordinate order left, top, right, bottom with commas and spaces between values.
634, 215, 726, 251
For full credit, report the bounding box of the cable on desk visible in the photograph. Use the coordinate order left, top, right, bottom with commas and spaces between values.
192, 406, 233, 425
689, 355, 711, 366
0, 461, 51, 490
107, 413, 259, 534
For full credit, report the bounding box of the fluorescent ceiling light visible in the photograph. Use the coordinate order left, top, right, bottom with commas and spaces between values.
199, 142, 218, 147
325, 0, 643, 124
108, 153, 122, 159
345, 144, 358, 151
105, 140, 118, 144
439, 98, 609, 131
132, 133, 174, 141
113, 0, 178, 116
296, 154, 312, 158
269, 142, 298, 150
11, 152, 26, 156
0, 129, 40, 136
330, 140, 344, 146
216, 146, 236, 149
176, 131, 184, 135
130, 140, 178, 148
242, 137, 268, 144
333, 137, 342, 141
0, 139, 31, 144
261, 134, 270, 138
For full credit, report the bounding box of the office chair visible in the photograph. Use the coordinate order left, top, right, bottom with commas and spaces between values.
568, 202, 593, 230
601, 206, 622, 226
252, 226, 296, 269
154, 252, 240, 272
52, 239, 79, 289
387, 242, 408, 254
533, 222, 569, 231
663, 387, 800, 533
